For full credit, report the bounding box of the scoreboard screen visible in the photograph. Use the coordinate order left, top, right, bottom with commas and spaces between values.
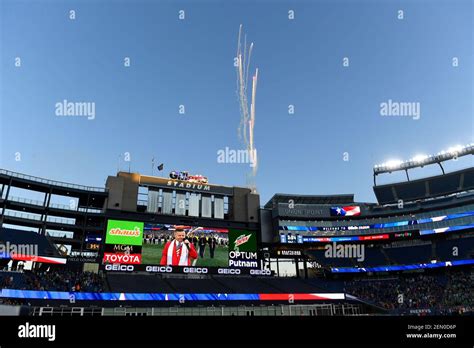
102, 219, 260, 273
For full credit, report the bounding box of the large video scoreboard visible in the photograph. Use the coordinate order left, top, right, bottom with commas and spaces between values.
101, 219, 267, 275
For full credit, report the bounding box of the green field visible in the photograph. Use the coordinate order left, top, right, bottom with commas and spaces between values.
141, 243, 229, 267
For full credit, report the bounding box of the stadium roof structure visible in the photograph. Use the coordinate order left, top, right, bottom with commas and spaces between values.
264, 193, 354, 208
373, 166, 474, 205
373, 143, 474, 182
0, 169, 108, 209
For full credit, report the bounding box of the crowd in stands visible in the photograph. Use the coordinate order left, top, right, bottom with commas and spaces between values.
344, 270, 473, 314
443, 271, 474, 313
0, 267, 472, 316
0, 270, 106, 293
144, 232, 228, 247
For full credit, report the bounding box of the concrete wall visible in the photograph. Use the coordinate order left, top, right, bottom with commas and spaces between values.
105, 173, 139, 212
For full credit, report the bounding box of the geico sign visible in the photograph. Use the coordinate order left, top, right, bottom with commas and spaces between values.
250, 269, 271, 276
217, 268, 241, 275
183, 267, 208, 274
145, 266, 173, 273
105, 264, 134, 272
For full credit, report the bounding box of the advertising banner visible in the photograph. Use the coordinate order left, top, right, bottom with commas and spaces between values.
105, 220, 144, 246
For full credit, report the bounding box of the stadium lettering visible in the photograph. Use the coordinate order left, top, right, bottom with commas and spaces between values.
250, 269, 271, 276
217, 268, 241, 275
169, 171, 208, 184
105, 264, 134, 272
113, 245, 135, 252
167, 181, 211, 191
279, 250, 302, 256
280, 208, 323, 216
229, 251, 257, 259
229, 259, 258, 268
145, 265, 173, 273
183, 267, 208, 274
103, 253, 141, 264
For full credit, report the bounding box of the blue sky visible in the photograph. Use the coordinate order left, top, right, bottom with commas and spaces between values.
0, 0, 472, 205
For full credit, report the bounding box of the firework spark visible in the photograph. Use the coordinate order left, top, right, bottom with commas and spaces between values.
236, 24, 259, 192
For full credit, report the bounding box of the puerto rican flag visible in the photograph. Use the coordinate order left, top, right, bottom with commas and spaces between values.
330, 206, 361, 217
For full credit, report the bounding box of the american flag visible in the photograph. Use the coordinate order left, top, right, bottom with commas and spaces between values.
330, 206, 361, 217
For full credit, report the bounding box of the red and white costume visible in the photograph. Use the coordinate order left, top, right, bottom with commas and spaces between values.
160, 240, 198, 266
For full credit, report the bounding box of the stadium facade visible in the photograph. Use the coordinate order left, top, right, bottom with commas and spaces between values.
0, 155, 473, 315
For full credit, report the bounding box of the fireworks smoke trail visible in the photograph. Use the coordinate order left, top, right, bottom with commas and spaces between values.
236, 25, 259, 192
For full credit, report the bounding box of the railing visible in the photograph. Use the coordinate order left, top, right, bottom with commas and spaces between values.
8, 196, 44, 207
0, 169, 107, 192
46, 216, 76, 225
46, 231, 74, 238
3, 210, 42, 221
5, 211, 77, 225
31, 303, 365, 317
49, 202, 76, 210
6, 195, 104, 213
78, 207, 103, 213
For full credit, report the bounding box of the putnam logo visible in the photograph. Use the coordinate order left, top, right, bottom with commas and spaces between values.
18, 323, 56, 342
234, 234, 252, 248
109, 227, 141, 237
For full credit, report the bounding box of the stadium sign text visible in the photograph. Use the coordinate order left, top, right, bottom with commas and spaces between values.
217, 268, 241, 275
103, 253, 142, 264
250, 269, 272, 276
109, 227, 141, 237
166, 180, 211, 191
279, 208, 325, 217
105, 264, 134, 271
169, 171, 208, 184
145, 265, 173, 273
276, 250, 302, 257
229, 251, 259, 268
102, 264, 271, 275
183, 267, 208, 274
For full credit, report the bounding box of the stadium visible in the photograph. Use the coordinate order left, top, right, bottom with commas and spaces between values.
0, 144, 472, 319
1, 0, 473, 345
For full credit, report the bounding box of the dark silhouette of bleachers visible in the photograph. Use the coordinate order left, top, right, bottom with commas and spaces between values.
107, 274, 174, 293
164, 278, 229, 293
383, 243, 432, 264
436, 237, 474, 260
